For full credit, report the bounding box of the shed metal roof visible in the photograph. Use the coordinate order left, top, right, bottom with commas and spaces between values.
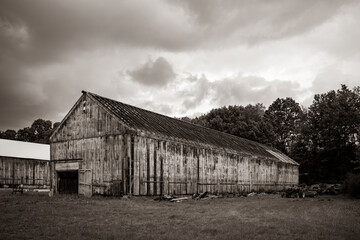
0, 139, 50, 161
86, 91, 298, 165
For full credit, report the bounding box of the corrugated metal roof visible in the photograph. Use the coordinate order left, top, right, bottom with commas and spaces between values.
265, 149, 299, 165
87, 91, 299, 165
0, 139, 50, 161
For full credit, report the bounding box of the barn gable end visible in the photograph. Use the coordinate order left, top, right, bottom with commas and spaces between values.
50, 92, 132, 195
50, 92, 129, 143
50, 91, 299, 196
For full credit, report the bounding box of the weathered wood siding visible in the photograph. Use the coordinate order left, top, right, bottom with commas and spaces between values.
132, 135, 299, 196
51, 94, 130, 195
51, 136, 128, 195
51, 93, 299, 196
51, 94, 125, 143
0, 156, 50, 186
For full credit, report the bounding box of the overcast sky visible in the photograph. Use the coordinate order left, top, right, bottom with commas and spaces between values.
1, 0, 360, 130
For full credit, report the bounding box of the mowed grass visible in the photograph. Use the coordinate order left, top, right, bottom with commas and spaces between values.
0, 191, 359, 240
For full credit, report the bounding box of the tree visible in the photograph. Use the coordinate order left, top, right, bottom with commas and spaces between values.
30, 119, 53, 144
289, 117, 313, 184
0, 118, 55, 144
0, 129, 17, 140
265, 97, 304, 154
17, 127, 36, 142
307, 85, 360, 182
53, 122, 61, 129
184, 104, 276, 145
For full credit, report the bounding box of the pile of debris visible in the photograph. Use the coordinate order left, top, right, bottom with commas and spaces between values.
154, 192, 219, 202
154, 191, 268, 201
281, 187, 307, 198
153, 184, 342, 201
192, 191, 218, 200
308, 183, 341, 195
154, 195, 189, 202
281, 183, 342, 198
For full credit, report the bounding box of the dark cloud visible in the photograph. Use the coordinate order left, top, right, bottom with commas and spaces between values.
0, 0, 358, 130
171, 0, 357, 45
0, 0, 198, 61
0, 51, 138, 130
127, 57, 176, 86
0, 0, 190, 129
1, 0, 355, 62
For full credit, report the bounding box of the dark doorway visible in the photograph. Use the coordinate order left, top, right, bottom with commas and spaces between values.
58, 171, 78, 194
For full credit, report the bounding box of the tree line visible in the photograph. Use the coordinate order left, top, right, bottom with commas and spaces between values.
1, 84, 359, 184
181, 85, 360, 184
0, 119, 60, 144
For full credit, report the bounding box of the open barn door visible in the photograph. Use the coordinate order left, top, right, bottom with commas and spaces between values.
79, 169, 92, 197
58, 171, 78, 194
55, 160, 80, 194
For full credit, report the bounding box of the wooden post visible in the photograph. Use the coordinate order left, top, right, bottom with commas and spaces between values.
146, 140, 150, 196
196, 150, 199, 194
128, 136, 132, 195
160, 149, 163, 196
12, 159, 15, 185
33, 162, 36, 185
153, 144, 157, 195
123, 136, 129, 195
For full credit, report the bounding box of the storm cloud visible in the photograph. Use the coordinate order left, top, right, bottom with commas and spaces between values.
128, 57, 176, 86
0, 0, 359, 130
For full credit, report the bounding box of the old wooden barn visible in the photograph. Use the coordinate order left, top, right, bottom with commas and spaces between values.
50, 91, 299, 196
0, 139, 50, 188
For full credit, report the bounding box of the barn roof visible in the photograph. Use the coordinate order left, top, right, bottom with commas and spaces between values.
86, 91, 298, 165
0, 139, 50, 161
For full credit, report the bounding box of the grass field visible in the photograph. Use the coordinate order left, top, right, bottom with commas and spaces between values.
0, 190, 359, 240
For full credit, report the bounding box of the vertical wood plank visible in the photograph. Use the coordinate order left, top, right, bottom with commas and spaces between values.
155, 141, 161, 195
133, 136, 140, 195
141, 137, 147, 195
170, 143, 175, 195
148, 139, 154, 195
199, 149, 204, 193
163, 141, 169, 195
